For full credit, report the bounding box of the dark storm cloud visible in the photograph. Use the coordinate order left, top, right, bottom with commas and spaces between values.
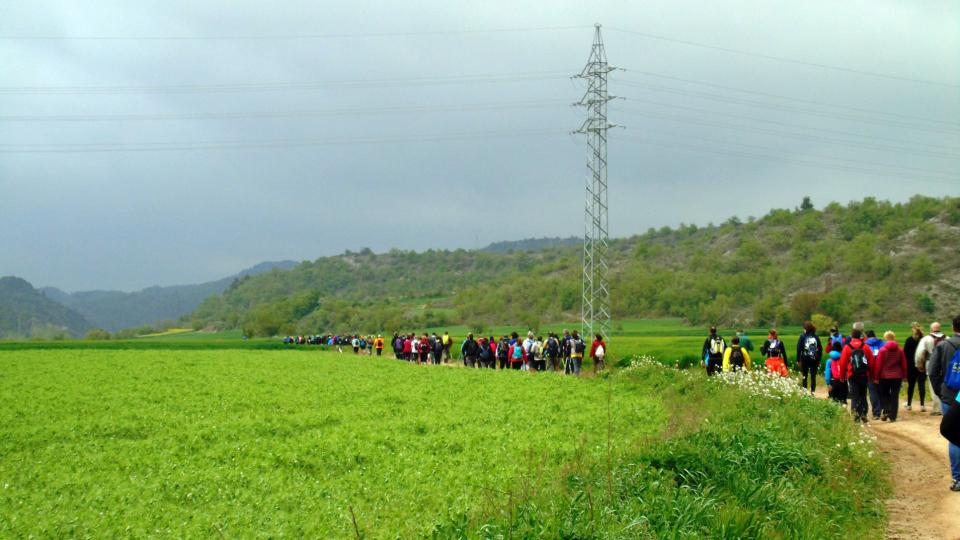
1, 0, 957, 290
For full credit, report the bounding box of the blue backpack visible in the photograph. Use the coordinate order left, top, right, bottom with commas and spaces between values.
945, 339, 960, 392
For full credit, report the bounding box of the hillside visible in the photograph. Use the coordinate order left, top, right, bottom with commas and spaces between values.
42, 261, 296, 331
187, 196, 960, 336
481, 236, 580, 253
0, 277, 91, 338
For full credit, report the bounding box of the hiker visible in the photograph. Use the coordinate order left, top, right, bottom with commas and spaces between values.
432, 335, 444, 365
701, 327, 726, 376
441, 331, 453, 363
374, 335, 384, 357
545, 333, 561, 371
497, 336, 510, 370
735, 329, 754, 353
904, 323, 926, 411
351, 336, 361, 354
417, 334, 431, 365
761, 329, 789, 376
566, 330, 586, 375
509, 337, 525, 370
477, 337, 495, 368
402, 334, 413, 361
522, 332, 536, 371
796, 321, 823, 393
874, 331, 907, 422
461, 333, 479, 368
825, 347, 847, 404
561, 329, 572, 370
722, 336, 752, 372
840, 327, 875, 423
591, 333, 607, 374
927, 315, 960, 491
917, 322, 946, 416
864, 330, 885, 420
532, 336, 546, 372
827, 326, 846, 349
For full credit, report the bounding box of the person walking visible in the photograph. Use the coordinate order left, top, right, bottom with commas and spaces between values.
566, 331, 586, 376
825, 347, 848, 404
417, 334, 431, 365
796, 321, 823, 394
904, 322, 926, 411
374, 335, 384, 357
761, 329, 789, 376
545, 333, 561, 371
701, 327, 726, 376
441, 331, 453, 364
917, 322, 946, 416
927, 316, 960, 491
735, 329, 754, 354
722, 336, 752, 373
840, 328, 875, 423
432, 335, 444, 365
509, 338, 525, 370
496, 336, 510, 370
864, 330, 885, 420
874, 331, 907, 422
591, 334, 607, 374
461, 333, 479, 368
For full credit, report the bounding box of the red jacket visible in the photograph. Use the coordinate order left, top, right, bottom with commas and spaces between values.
839, 338, 875, 381
402, 339, 412, 354
874, 340, 907, 381
590, 339, 607, 358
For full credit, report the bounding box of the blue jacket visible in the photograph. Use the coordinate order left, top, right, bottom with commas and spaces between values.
865, 337, 884, 357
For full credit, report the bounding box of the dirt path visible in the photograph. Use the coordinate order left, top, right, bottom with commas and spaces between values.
865, 405, 960, 540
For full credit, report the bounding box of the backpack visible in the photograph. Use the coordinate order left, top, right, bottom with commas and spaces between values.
709, 336, 725, 356
512, 345, 524, 360
850, 343, 869, 377
802, 335, 819, 360
944, 340, 960, 392
573, 338, 586, 354
547, 337, 559, 356
497, 341, 509, 359
595, 344, 605, 358
729, 347, 745, 369
479, 344, 492, 360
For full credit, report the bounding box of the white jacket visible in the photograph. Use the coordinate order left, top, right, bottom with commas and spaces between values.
915, 332, 945, 372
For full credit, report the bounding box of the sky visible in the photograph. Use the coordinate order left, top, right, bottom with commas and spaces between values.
1, 0, 958, 291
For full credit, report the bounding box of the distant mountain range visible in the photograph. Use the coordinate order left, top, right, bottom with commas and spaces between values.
0, 276, 91, 338
38, 260, 297, 332
481, 237, 580, 253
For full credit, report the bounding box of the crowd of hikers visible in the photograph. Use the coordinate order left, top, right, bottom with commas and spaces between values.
702, 317, 960, 493
282, 317, 960, 492
284, 330, 608, 375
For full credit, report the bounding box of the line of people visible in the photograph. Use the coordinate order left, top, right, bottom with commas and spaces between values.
387, 330, 607, 375
703, 317, 960, 493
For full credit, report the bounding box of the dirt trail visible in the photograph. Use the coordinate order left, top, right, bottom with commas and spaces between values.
861, 403, 960, 539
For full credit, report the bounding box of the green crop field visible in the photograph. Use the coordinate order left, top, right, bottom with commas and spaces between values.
0, 347, 887, 538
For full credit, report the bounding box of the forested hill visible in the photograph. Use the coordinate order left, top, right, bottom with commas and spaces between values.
41, 260, 296, 332
187, 196, 960, 336
0, 277, 91, 338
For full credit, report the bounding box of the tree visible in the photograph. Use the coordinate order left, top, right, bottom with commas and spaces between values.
800, 196, 814, 211
85, 328, 111, 340
918, 294, 936, 314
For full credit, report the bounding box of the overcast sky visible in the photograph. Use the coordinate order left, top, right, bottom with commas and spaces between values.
1, 1, 958, 291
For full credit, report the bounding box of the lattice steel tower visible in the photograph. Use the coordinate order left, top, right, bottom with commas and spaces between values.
575, 24, 614, 341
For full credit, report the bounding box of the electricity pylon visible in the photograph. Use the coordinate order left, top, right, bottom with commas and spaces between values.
575, 24, 614, 341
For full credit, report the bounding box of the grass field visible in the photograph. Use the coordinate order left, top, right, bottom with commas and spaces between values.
0, 348, 887, 537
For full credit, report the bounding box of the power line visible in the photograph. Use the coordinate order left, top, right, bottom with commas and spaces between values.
606, 27, 960, 89
0, 25, 590, 41
611, 98, 960, 153
632, 130, 957, 177
614, 79, 960, 135
618, 68, 960, 128
0, 70, 570, 95
0, 100, 569, 122
0, 127, 571, 154
613, 134, 957, 185
611, 104, 960, 159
